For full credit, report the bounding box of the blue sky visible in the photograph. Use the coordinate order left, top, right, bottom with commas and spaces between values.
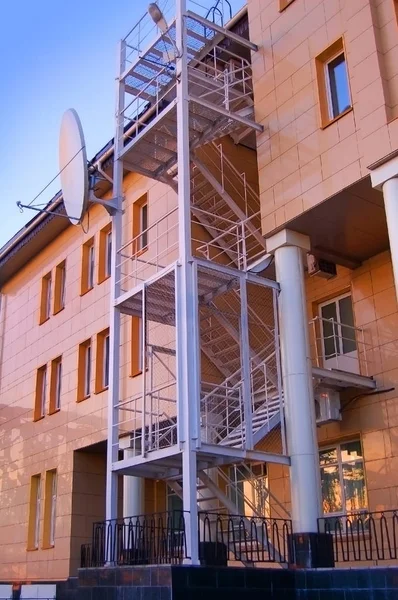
0, 0, 244, 248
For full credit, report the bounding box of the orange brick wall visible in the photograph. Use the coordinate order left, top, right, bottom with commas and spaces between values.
248, 0, 398, 235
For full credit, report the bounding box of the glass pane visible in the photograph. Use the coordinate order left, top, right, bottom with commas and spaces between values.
319, 448, 338, 466
343, 461, 367, 513
341, 440, 362, 462
321, 302, 338, 358
328, 54, 350, 118
339, 296, 357, 354
141, 204, 148, 249
321, 465, 343, 514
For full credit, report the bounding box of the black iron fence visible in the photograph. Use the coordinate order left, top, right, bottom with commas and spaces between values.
81, 511, 189, 567
80, 510, 293, 567
318, 510, 398, 563
199, 511, 293, 564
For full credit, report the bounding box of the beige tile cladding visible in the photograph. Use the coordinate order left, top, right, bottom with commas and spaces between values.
248, 0, 398, 236
264, 249, 398, 516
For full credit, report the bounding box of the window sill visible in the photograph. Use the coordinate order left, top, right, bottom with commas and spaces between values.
80, 286, 94, 297
27, 546, 39, 552
320, 106, 352, 130
133, 247, 148, 259
42, 544, 55, 550
48, 408, 60, 416
130, 370, 143, 378
53, 305, 65, 316
39, 316, 50, 326
33, 415, 45, 423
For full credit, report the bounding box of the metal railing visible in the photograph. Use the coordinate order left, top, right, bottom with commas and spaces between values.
318, 510, 398, 563
200, 511, 293, 564
82, 511, 189, 567
309, 316, 372, 376
80, 510, 293, 568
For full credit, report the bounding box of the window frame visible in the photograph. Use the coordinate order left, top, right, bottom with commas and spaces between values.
98, 224, 112, 284
78, 339, 92, 401
43, 469, 57, 549
39, 272, 52, 324
95, 328, 110, 393
81, 237, 95, 295
315, 38, 352, 129
54, 260, 66, 314
131, 316, 143, 377
49, 356, 62, 414
27, 474, 41, 550
319, 440, 368, 519
132, 194, 148, 257
34, 365, 47, 421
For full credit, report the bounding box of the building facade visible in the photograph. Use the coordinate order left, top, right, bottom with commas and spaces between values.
1, 0, 398, 583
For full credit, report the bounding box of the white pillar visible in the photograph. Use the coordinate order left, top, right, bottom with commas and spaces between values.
382, 177, 398, 299
123, 449, 144, 518
267, 229, 321, 533
370, 155, 398, 302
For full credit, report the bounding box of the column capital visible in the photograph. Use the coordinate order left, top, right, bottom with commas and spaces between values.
369, 150, 398, 190
266, 229, 311, 254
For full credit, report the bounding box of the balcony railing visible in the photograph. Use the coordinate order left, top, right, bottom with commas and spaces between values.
318, 510, 398, 563
80, 510, 293, 567
309, 316, 372, 376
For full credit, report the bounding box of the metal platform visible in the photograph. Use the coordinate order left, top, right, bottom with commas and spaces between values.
117, 11, 261, 183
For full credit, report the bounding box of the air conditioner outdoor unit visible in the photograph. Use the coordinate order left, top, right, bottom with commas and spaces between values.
315, 388, 342, 425
307, 253, 337, 279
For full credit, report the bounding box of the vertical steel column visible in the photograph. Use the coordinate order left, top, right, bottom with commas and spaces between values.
175, 0, 200, 565
240, 275, 253, 450
105, 40, 126, 529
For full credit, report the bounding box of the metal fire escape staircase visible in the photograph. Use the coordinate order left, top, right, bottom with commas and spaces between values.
114, 9, 285, 456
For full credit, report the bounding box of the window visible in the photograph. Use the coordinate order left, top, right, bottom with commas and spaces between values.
81, 238, 95, 294
279, 0, 295, 10
78, 339, 92, 401
133, 194, 148, 255
54, 260, 66, 314
320, 441, 367, 518
49, 356, 62, 414
131, 316, 143, 377
316, 39, 351, 127
39, 272, 52, 324
43, 470, 57, 548
95, 328, 110, 393
98, 224, 112, 284
34, 365, 47, 421
227, 463, 269, 517
27, 474, 41, 550
318, 293, 358, 374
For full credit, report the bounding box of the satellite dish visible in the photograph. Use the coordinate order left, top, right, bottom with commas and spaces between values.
59, 108, 89, 225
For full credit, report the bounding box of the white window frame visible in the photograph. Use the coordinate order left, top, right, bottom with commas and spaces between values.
105, 231, 112, 278
88, 244, 95, 289
324, 50, 350, 121
103, 334, 110, 389
45, 275, 52, 320
140, 203, 148, 251
60, 263, 66, 309
319, 440, 367, 518
318, 292, 358, 373
84, 343, 92, 397
49, 472, 57, 546
34, 477, 42, 549
40, 367, 47, 418
55, 360, 62, 410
